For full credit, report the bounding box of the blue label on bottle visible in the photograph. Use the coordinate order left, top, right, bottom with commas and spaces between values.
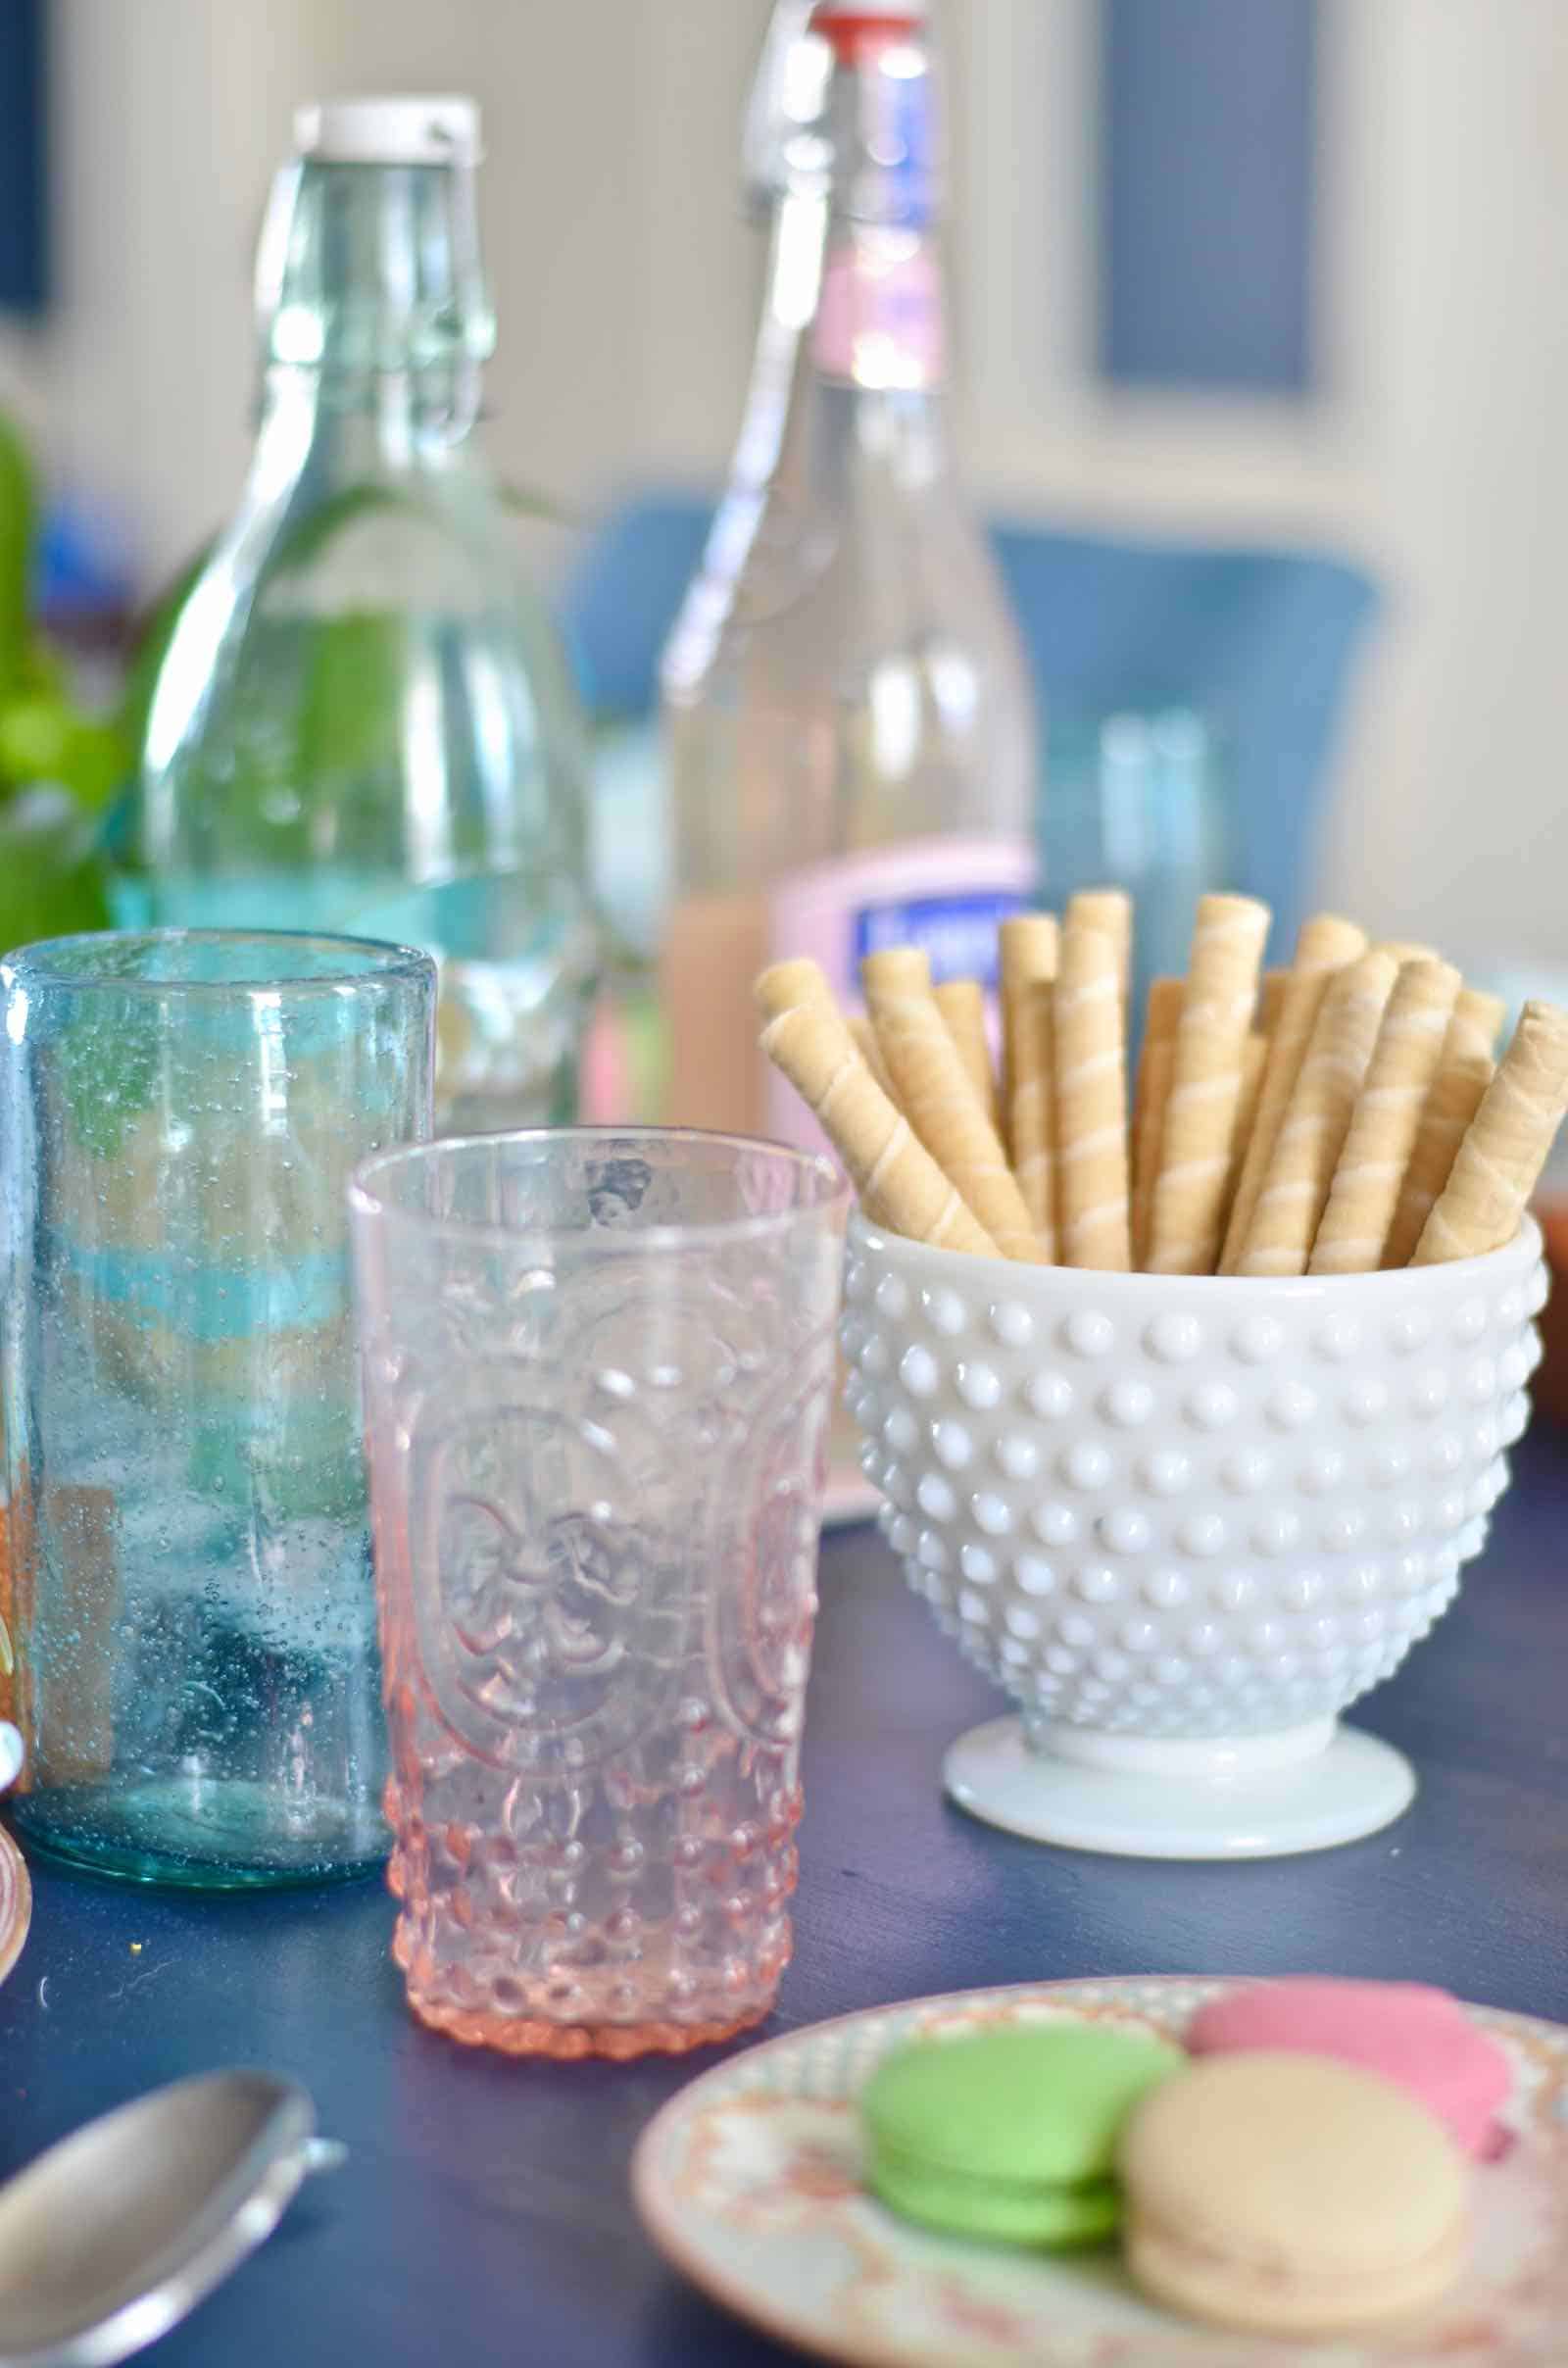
855, 889, 1033, 990
875, 67, 935, 227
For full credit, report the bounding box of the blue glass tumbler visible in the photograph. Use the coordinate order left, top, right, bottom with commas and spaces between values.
0, 931, 435, 1887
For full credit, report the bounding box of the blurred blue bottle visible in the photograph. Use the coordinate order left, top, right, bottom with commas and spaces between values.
1047, 709, 1234, 1035
117, 98, 595, 1131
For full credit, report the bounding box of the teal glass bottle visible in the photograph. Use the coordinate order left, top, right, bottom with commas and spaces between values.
117, 98, 596, 1130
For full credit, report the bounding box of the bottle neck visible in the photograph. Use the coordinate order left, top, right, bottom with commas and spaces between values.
252, 361, 484, 487
737, 189, 951, 521
810, 222, 947, 399
736, 17, 951, 500
252, 152, 494, 474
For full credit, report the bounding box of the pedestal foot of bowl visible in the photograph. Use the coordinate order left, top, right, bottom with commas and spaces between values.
942, 1714, 1416, 1860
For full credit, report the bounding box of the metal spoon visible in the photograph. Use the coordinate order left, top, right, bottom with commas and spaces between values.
0, 2070, 343, 2368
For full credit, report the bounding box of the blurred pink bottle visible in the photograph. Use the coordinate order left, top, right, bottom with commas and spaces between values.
660, 0, 1038, 1144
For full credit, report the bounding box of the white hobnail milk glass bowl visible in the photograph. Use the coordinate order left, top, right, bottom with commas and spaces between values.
840, 1211, 1547, 1859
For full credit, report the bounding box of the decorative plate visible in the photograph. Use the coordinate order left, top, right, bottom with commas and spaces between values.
633, 1976, 1568, 2367
0, 1824, 31, 1990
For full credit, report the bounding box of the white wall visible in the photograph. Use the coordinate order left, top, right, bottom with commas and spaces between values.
952, 0, 1568, 969
1317, 1, 1568, 968
0, 0, 778, 577
4, 0, 1566, 965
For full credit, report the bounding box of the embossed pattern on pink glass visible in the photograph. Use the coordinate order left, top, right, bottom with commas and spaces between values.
350, 1130, 847, 2059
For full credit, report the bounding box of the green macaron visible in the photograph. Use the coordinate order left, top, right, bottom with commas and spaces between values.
860, 2019, 1183, 2247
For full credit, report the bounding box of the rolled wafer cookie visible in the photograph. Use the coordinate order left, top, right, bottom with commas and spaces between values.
1132, 1038, 1174, 1272
1054, 925, 1132, 1269
1065, 889, 1133, 1010
1000, 915, 1059, 1109
1446, 985, 1506, 1063
1381, 1054, 1494, 1269
1219, 913, 1368, 1272
1413, 1000, 1568, 1264
849, 1012, 897, 1101
1259, 968, 1290, 1037
1220, 1032, 1268, 1242
1379, 987, 1506, 1266
1148, 894, 1270, 1275
1234, 949, 1399, 1277
1133, 976, 1184, 1105
1130, 975, 1185, 1265
760, 1000, 998, 1256
933, 978, 999, 1129
999, 914, 1060, 1254
1375, 940, 1441, 966
863, 947, 1044, 1261
1309, 960, 1461, 1274
757, 956, 901, 1107
758, 955, 889, 1101
755, 957, 836, 1019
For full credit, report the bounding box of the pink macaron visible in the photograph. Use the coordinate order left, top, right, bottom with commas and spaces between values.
1186, 1977, 1513, 2159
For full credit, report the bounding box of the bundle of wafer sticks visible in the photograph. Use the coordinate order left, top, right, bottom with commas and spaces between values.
757, 891, 1568, 1275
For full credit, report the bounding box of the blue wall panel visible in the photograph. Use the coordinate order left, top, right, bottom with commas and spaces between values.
0, 0, 46, 315
1101, 0, 1316, 394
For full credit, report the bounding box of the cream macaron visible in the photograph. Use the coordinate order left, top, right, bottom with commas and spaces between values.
1117, 2051, 1470, 2336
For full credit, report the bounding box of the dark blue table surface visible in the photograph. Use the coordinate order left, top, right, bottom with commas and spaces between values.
5, 1427, 1568, 2367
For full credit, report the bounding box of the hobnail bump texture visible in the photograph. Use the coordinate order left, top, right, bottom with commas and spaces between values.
842, 1214, 1545, 1746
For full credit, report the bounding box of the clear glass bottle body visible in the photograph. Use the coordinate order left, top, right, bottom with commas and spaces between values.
661, 10, 1038, 1138
119, 140, 595, 1131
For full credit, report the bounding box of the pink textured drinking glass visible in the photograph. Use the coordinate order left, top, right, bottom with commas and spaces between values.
349, 1128, 848, 2058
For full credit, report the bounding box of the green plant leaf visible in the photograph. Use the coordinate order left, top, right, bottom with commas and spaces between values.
298, 611, 407, 784
0, 696, 129, 810
0, 787, 111, 958
0, 407, 37, 695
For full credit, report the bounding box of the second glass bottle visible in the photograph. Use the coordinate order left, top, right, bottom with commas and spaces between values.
661, 1, 1039, 1143
119, 97, 596, 1133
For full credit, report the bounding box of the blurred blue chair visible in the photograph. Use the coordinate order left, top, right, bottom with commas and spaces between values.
561, 493, 1379, 952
